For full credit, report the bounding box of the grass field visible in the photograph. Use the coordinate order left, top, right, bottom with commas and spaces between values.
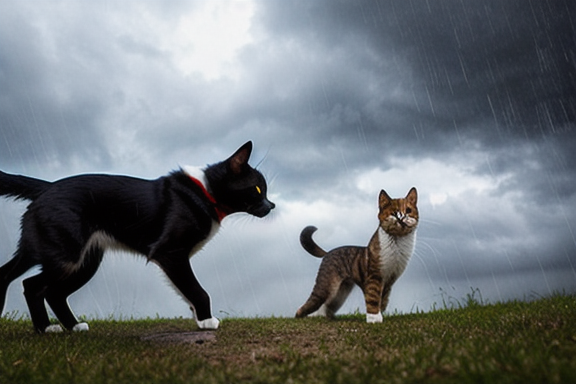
1, 294, 575, 384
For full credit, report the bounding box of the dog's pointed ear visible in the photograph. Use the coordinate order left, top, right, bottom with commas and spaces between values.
229, 141, 253, 174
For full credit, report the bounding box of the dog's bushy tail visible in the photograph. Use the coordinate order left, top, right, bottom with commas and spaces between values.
300, 226, 328, 258
0, 170, 51, 201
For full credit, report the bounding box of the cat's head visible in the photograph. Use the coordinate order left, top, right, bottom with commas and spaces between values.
204, 141, 275, 218
378, 187, 418, 236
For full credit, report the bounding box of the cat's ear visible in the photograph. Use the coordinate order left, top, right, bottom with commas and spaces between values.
379, 189, 392, 207
406, 187, 418, 205
228, 141, 253, 174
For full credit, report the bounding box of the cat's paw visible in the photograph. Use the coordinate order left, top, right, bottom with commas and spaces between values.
45, 324, 64, 333
196, 317, 220, 330
72, 322, 89, 332
366, 312, 383, 323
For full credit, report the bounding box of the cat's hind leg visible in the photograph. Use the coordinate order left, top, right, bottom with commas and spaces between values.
296, 277, 346, 319
295, 292, 327, 318
323, 279, 354, 317
45, 248, 104, 332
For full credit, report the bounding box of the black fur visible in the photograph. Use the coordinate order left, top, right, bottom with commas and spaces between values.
0, 141, 274, 332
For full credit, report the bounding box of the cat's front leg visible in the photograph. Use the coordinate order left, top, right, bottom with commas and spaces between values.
366, 312, 383, 323
363, 276, 384, 323
380, 282, 393, 313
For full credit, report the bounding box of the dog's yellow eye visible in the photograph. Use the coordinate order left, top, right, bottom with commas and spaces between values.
256, 186, 261, 194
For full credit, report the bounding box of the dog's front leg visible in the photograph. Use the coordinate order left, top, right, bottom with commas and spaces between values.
154, 255, 219, 330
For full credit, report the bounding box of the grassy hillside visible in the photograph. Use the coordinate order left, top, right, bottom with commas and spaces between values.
1, 294, 575, 384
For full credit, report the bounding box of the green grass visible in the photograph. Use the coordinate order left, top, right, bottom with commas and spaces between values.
1, 294, 575, 384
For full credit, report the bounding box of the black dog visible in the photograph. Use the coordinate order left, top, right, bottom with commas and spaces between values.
0, 141, 274, 333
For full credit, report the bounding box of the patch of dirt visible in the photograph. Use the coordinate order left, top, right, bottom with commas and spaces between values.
141, 331, 216, 345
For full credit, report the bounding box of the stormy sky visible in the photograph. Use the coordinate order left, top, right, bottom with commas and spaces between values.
1, 0, 575, 321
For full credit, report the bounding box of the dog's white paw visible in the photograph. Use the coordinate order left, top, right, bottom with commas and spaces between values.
45, 324, 64, 333
72, 322, 89, 332
196, 317, 220, 330
366, 312, 383, 323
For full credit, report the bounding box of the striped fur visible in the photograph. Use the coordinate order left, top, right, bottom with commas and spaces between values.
296, 188, 418, 322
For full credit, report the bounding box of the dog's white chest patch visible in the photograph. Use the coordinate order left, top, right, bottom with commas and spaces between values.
180, 165, 221, 257
182, 165, 208, 187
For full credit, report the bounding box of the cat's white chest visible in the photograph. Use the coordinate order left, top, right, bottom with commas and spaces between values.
377, 227, 415, 279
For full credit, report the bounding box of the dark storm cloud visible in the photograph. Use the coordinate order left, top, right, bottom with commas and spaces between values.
253, 0, 576, 206
0, 3, 112, 168
0, 1, 208, 171
2, 0, 574, 176
0, 0, 574, 320
260, 0, 576, 138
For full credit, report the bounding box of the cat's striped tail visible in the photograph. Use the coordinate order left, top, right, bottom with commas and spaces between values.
300, 226, 327, 258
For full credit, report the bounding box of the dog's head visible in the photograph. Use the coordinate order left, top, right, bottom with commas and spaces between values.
205, 141, 275, 218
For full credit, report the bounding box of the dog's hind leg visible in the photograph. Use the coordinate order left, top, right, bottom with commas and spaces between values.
22, 272, 55, 333
45, 248, 104, 332
0, 251, 36, 315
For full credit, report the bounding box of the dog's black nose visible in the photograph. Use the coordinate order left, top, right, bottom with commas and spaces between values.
251, 199, 275, 217
261, 198, 275, 214
267, 199, 276, 210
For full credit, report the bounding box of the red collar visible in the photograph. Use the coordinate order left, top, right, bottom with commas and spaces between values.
188, 176, 229, 222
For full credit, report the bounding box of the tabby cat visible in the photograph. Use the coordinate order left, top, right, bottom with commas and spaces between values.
295, 187, 418, 323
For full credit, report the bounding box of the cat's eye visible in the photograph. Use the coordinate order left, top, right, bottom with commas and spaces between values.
406, 207, 412, 214
256, 186, 261, 194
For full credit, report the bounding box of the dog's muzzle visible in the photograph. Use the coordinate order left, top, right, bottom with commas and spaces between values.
250, 199, 275, 218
